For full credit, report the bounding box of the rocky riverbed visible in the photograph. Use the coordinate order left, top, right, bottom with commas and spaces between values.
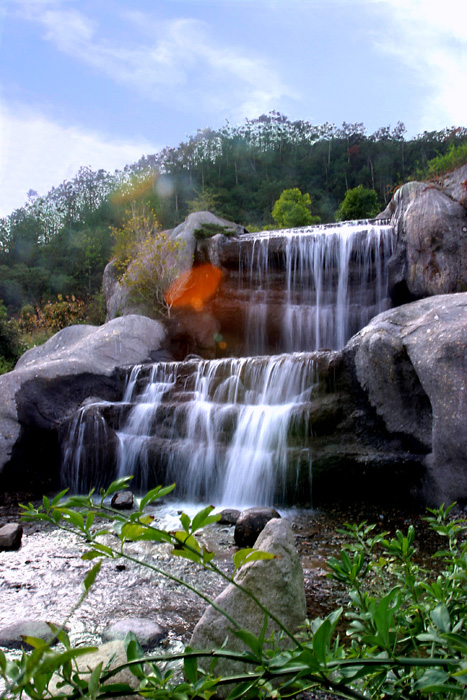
0, 493, 445, 657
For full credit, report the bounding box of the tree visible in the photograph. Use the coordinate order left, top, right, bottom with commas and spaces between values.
271, 188, 314, 228
335, 185, 380, 221
123, 233, 187, 318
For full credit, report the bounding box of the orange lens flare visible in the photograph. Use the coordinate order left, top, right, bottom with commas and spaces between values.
165, 263, 223, 311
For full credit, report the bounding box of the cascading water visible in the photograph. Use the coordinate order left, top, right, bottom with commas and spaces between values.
236, 221, 394, 354
112, 354, 315, 506
61, 219, 394, 505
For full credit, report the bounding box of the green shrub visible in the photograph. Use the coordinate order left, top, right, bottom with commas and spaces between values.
18, 295, 88, 337
335, 185, 380, 221
272, 188, 315, 228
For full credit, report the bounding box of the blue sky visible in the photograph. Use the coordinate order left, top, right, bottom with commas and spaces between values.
0, 0, 466, 217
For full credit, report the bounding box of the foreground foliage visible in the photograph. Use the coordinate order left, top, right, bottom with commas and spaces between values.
1, 481, 466, 699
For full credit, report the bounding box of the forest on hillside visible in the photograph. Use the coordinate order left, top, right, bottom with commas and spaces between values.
0, 112, 466, 369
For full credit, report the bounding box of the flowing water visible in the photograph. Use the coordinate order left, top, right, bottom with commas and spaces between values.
237, 220, 393, 354
114, 353, 315, 506
62, 220, 394, 505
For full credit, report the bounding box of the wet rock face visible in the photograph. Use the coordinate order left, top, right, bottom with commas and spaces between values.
346, 293, 467, 505
384, 165, 467, 305
111, 491, 135, 510
0, 316, 167, 492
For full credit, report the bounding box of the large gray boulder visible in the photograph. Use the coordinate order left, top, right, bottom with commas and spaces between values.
189, 518, 306, 695
346, 293, 467, 504
0, 315, 166, 490
168, 210, 247, 265
380, 165, 467, 304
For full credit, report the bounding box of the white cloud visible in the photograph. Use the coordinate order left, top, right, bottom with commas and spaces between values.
12, 1, 292, 121
372, 0, 467, 131
0, 103, 160, 217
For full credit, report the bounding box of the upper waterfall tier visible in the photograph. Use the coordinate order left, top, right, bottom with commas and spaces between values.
211, 219, 394, 356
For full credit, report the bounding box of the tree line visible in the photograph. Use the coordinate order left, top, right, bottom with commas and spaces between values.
1, 112, 466, 322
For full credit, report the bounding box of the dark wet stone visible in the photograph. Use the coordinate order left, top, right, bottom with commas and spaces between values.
111, 491, 134, 510
0, 523, 23, 551
234, 507, 281, 548
101, 617, 166, 649
218, 509, 240, 525
0, 620, 60, 649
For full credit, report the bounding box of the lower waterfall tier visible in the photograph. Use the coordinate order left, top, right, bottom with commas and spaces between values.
61, 354, 319, 505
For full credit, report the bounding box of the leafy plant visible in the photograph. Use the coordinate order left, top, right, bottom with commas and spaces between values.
122, 232, 188, 318
111, 203, 160, 278
2, 484, 467, 700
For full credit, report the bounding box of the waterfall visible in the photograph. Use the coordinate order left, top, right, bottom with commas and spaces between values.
237, 221, 393, 354
61, 219, 394, 505
114, 354, 315, 506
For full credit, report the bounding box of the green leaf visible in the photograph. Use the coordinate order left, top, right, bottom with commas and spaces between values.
202, 548, 216, 565
312, 619, 331, 664
121, 522, 170, 543
38, 646, 98, 674
373, 588, 398, 649
20, 636, 49, 650
172, 531, 200, 552
88, 661, 103, 698
232, 548, 276, 572
180, 512, 191, 533
85, 512, 96, 531
442, 633, 467, 652
55, 508, 85, 529
191, 505, 220, 533
103, 476, 133, 498
83, 542, 115, 557
124, 635, 146, 680
415, 668, 456, 693
138, 514, 154, 525
81, 550, 105, 561
232, 628, 262, 658
83, 561, 102, 592
183, 648, 198, 684
50, 488, 69, 506
431, 604, 451, 633
140, 483, 176, 509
